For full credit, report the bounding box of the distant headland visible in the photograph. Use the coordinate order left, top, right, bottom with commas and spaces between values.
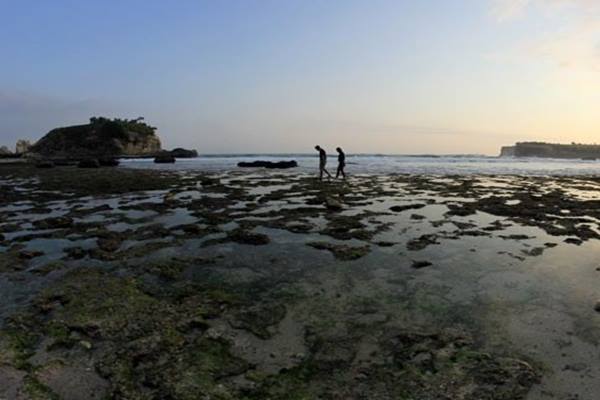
500, 142, 600, 160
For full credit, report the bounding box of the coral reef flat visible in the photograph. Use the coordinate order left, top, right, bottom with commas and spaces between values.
1, 164, 600, 399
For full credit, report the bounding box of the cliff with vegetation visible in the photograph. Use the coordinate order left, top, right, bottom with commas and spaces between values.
29, 117, 162, 159
500, 142, 600, 159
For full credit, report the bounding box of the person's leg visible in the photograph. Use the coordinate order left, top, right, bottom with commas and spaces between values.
336, 165, 341, 178
324, 167, 332, 178
341, 166, 346, 179
319, 167, 323, 181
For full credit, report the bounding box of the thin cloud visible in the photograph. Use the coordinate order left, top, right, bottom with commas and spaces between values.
491, 0, 531, 21
491, 0, 600, 22
490, 0, 600, 75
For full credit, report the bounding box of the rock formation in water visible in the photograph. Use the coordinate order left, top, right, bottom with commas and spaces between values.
29, 117, 162, 159
500, 142, 600, 159
0, 146, 12, 155
237, 160, 298, 169
169, 148, 198, 158
154, 151, 176, 164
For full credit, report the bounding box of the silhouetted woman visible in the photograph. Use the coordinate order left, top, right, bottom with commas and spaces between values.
336, 147, 346, 179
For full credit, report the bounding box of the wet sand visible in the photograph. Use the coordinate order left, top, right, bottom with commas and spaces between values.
1, 164, 599, 399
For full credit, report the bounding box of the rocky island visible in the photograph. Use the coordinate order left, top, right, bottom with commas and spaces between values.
501, 142, 600, 159
29, 117, 162, 160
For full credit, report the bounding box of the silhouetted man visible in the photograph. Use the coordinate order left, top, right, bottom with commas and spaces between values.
336, 147, 346, 179
315, 145, 332, 181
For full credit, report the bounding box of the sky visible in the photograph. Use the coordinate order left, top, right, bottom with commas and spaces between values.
1, 0, 599, 155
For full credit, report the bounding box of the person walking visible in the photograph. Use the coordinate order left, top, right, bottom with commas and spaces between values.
315, 145, 332, 181
336, 147, 346, 179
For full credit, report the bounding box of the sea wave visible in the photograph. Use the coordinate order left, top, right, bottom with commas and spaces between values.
120, 154, 600, 176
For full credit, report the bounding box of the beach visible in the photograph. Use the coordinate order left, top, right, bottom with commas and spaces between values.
1, 163, 600, 399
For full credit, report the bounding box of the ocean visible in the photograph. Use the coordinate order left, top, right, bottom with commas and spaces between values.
120, 154, 600, 176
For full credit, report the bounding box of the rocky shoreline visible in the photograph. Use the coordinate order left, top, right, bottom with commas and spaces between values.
1, 165, 600, 399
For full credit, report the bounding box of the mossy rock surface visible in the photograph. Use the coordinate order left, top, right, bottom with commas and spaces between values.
0, 168, 558, 399
307, 242, 371, 261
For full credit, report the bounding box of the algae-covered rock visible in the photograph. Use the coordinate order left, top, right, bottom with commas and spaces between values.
0, 166, 555, 400
390, 203, 426, 212
36, 363, 109, 400
32, 217, 73, 230
407, 233, 440, 251
144, 260, 186, 280
375, 329, 539, 399
319, 215, 366, 240
243, 327, 538, 400
0, 267, 255, 399
228, 229, 270, 245
96, 231, 123, 253
412, 260, 432, 269
307, 242, 371, 261
230, 303, 287, 339
0, 365, 26, 400
324, 196, 343, 211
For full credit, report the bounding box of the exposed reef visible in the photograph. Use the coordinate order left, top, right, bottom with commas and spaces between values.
2, 165, 600, 398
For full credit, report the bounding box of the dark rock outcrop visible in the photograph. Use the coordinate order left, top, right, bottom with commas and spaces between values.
200, 176, 219, 186
78, 159, 101, 168
154, 152, 176, 164
169, 148, 198, 158
325, 196, 343, 211
30, 117, 161, 159
412, 260, 432, 269
99, 158, 120, 167
390, 204, 426, 212
35, 161, 55, 169
54, 160, 76, 166
237, 160, 298, 169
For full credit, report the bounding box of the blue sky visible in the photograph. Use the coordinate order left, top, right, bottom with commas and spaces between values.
1, 0, 599, 154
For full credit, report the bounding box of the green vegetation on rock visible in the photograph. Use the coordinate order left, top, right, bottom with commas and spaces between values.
30, 116, 162, 159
